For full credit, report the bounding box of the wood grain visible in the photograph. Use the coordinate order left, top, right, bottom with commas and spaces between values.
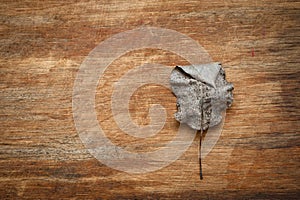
1, 0, 299, 199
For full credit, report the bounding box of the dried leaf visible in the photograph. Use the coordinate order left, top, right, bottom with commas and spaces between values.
170, 62, 233, 131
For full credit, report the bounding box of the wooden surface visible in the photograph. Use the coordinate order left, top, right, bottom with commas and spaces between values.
1, 0, 299, 199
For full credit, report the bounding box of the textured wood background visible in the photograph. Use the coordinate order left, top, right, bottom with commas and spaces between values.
1, 0, 299, 199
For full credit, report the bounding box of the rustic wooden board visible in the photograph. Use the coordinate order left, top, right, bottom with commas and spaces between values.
1, 0, 299, 199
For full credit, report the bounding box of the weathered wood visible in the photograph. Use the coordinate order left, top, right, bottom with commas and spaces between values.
0, 0, 299, 199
